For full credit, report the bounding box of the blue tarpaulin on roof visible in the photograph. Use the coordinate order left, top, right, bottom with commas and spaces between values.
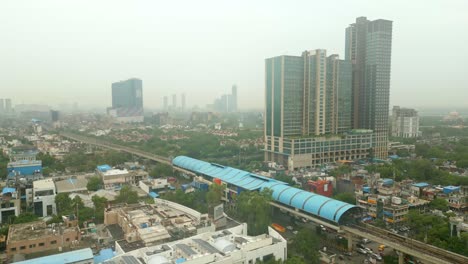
2, 187, 16, 194
93, 248, 115, 263
97, 164, 112, 172
149, 192, 159, 198
412, 182, 430, 188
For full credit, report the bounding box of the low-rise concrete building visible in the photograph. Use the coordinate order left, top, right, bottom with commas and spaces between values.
139, 178, 170, 196
55, 178, 88, 194
0, 187, 20, 224
107, 223, 287, 264
28, 179, 57, 217
6, 221, 81, 257
105, 200, 213, 251
96, 165, 148, 190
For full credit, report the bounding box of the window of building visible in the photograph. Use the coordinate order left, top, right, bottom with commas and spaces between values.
10, 247, 16, 252
29, 244, 36, 248
20, 246, 26, 250
51, 240, 57, 245
39, 242, 45, 247
66, 238, 70, 242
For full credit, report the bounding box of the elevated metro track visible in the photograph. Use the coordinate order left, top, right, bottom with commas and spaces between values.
344, 224, 467, 264
274, 202, 467, 264
60, 132, 172, 165
60, 132, 468, 263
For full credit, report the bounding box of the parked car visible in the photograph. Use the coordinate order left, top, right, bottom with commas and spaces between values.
371, 253, 383, 261
356, 248, 367, 254
356, 243, 365, 249
362, 238, 371, 244
364, 247, 373, 254
286, 226, 294, 231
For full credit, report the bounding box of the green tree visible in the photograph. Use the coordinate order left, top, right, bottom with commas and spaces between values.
55, 193, 72, 214
235, 189, 272, 235
92, 195, 108, 223
293, 228, 320, 264
150, 163, 173, 177
274, 174, 296, 186
116, 185, 139, 204
284, 256, 306, 264
13, 213, 39, 224
206, 184, 225, 213
429, 198, 449, 211
72, 195, 85, 210
333, 192, 356, 204
87, 176, 103, 191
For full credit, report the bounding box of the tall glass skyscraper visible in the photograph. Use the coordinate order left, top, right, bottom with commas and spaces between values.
346, 17, 393, 159
109, 78, 144, 123
111, 78, 143, 109
264, 50, 369, 169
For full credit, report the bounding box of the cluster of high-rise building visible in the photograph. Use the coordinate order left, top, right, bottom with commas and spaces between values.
0, 98, 13, 114
265, 17, 393, 170
108, 78, 144, 123
210, 85, 238, 113
163, 93, 186, 111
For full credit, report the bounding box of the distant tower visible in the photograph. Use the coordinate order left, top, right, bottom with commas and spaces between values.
231, 85, 238, 112
0, 99, 4, 113
172, 94, 177, 109
163, 96, 168, 110
5, 99, 12, 113
181, 93, 186, 110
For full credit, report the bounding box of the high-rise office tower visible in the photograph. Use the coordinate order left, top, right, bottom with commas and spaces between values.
112, 78, 143, 109
0, 99, 4, 113
163, 96, 168, 110
265, 50, 370, 169
345, 17, 393, 159
109, 78, 143, 123
230, 85, 238, 112
181, 93, 186, 110
172, 94, 177, 109
5, 99, 12, 113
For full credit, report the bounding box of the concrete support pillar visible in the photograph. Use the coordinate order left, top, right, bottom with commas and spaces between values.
398, 251, 404, 264
347, 232, 353, 251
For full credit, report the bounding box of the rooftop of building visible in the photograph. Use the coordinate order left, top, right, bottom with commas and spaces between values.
412, 182, 430, 188
101, 168, 130, 176
108, 224, 286, 264
14, 248, 93, 264
33, 179, 55, 190
7, 159, 42, 166
7, 221, 78, 243
106, 201, 209, 248
55, 178, 88, 193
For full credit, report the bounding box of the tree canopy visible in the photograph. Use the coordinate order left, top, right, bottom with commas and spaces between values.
292, 228, 320, 264
116, 185, 139, 204
87, 176, 103, 191
234, 188, 272, 236
333, 192, 356, 204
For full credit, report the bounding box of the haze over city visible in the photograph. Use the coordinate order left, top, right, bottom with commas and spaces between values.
1, 0, 467, 110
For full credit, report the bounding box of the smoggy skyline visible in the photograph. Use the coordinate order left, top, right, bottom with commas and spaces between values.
1, 0, 467, 110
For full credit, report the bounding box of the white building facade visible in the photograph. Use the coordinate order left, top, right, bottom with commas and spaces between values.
391, 106, 420, 138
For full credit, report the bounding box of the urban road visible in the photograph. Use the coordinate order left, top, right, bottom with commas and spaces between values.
61, 132, 468, 264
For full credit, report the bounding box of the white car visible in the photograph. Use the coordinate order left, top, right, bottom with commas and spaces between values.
364, 247, 373, 254
356, 248, 367, 254
286, 226, 294, 231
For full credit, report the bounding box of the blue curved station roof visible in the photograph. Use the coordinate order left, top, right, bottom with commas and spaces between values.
173, 156, 357, 223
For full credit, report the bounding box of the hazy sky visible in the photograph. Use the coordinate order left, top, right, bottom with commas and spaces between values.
1, 0, 467, 110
